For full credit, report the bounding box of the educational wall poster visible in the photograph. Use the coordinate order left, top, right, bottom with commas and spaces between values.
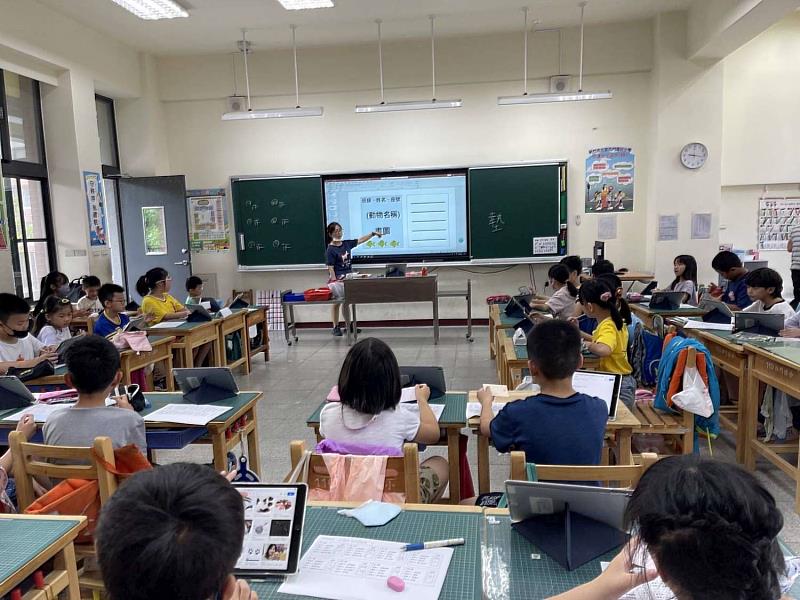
532, 236, 558, 255
691, 213, 712, 240
658, 214, 679, 241
585, 147, 635, 213
187, 188, 230, 252
758, 197, 800, 250
597, 214, 618, 240
83, 171, 108, 246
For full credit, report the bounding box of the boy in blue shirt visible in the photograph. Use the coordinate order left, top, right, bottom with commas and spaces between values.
478, 319, 608, 465
94, 283, 130, 338
710, 251, 750, 310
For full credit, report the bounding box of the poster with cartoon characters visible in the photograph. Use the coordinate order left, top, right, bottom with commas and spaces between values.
758, 197, 800, 251
585, 147, 635, 213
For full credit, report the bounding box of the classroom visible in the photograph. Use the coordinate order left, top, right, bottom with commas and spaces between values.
1, 0, 800, 598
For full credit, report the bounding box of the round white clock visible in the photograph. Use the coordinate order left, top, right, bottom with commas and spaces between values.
680, 142, 708, 169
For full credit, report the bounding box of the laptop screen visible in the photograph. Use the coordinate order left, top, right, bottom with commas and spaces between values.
571, 370, 621, 417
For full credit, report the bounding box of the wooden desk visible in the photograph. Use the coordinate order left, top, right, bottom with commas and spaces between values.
629, 302, 706, 336
24, 365, 67, 388
282, 297, 349, 345
119, 334, 175, 392
616, 271, 654, 282
469, 391, 640, 494
145, 320, 221, 369
0, 514, 87, 600
743, 342, 800, 512
345, 276, 439, 344
500, 335, 600, 389
245, 306, 269, 369
216, 311, 250, 375
488, 303, 518, 359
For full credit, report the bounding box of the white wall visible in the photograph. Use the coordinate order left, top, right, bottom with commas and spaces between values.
158, 23, 655, 320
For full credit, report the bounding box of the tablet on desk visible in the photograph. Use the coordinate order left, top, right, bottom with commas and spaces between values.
648, 291, 684, 311
233, 483, 307, 576
173, 367, 239, 403
734, 312, 784, 337
571, 370, 621, 420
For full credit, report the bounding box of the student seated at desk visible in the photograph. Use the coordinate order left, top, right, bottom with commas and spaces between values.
94, 283, 130, 337
529, 264, 578, 320
479, 320, 608, 465
668, 254, 698, 306
0, 293, 57, 373
43, 336, 146, 455
319, 337, 449, 503
550, 455, 787, 600
591, 259, 615, 278
34, 296, 75, 346
76, 275, 103, 314
185, 276, 221, 312
709, 250, 750, 310
32, 271, 69, 319
559, 255, 584, 289
743, 268, 796, 319
0, 415, 36, 513
137, 268, 190, 324
96, 463, 256, 600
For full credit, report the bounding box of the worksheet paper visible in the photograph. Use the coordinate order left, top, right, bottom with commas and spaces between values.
143, 403, 231, 425
405, 403, 445, 422
681, 320, 733, 331
149, 321, 186, 329
466, 402, 504, 420
277, 535, 453, 600
4, 403, 76, 422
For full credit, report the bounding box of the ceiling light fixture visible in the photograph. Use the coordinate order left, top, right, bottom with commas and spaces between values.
498, 2, 611, 106
276, 0, 334, 10
356, 16, 462, 113
109, 0, 188, 20
222, 27, 324, 121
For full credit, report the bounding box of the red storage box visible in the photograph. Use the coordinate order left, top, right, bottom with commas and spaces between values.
304, 287, 332, 301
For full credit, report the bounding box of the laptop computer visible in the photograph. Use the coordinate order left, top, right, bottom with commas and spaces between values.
571, 370, 622, 420
734, 312, 784, 336
648, 291, 684, 311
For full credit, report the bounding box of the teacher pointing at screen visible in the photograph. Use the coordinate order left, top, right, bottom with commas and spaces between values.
325, 222, 382, 336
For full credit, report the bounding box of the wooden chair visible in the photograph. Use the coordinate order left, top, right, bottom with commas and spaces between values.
287, 440, 421, 503
510, 451, 658, 488
86, 314, 97, 334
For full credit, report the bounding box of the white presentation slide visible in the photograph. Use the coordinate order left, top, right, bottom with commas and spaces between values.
324, 173, 468, 260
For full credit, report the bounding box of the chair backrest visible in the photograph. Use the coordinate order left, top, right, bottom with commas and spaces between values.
9, 431, 119, 511
86, 314, 97, 334
287, 440, 421, 503
232, 289, 254, 305
399, 366, 446, 399
509, 452, 658, 488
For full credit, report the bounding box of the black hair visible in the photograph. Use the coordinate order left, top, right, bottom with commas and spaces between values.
33, 271, 68, 317
578, 279, 624, 331
547, 264, 578, 298
0, 293, 31, 324
64, 335, 120, 394
337, 337, 401, 416
671, 255, 698, 290
597, 273, 633, 325
135, 267, 169, 297
745, 268, 784, 299
626, 455, 784, 600
185, 276, 203, 292
711, 250, 742, 273
591, 259, 615, 277
33, 295, 72, 336
99, 283, 125, 307
526, 320, 581, 379
326, 222, 342, 245
82, 275, 101, 288
96, 463, 244, 600
559, 255, 583, 275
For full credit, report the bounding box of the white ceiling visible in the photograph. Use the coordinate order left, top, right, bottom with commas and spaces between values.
35, 0, 693, 55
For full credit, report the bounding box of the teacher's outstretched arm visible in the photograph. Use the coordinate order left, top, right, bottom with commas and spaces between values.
356, 230, 382, 245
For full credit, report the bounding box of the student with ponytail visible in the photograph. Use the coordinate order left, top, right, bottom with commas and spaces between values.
530, 264, 578, 320
578, 279, 636, 407
136, 268, 189, 325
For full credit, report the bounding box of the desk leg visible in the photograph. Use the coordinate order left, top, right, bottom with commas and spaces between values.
351, 304, 358, 344
466, 279, 472, 340
211, 430, 227, 472
477, 433, 490, 494
744, 359, 759, 470
433, 297, 439, 345
446, 429, 461, 504
247, 407, 262, 477
55, 542, 80, 600
618, 429, 633, 465
489, 318, 495, 358
182, 344, 194, 369
165, 351, 175, 391
735, 369, 748, 464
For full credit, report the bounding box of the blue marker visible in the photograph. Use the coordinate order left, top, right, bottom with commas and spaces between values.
403, 537, 465, 552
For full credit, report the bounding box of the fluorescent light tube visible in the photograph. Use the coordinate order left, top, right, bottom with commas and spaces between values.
498, 91, 612, 105
221, 106, 324, 120
109, 0, 188, 20
355, 99, 463, 113
276, 0, 334, 9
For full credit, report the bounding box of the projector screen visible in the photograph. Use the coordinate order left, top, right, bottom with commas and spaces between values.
323, 170, 469, 263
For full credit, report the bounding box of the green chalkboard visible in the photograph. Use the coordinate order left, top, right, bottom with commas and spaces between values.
469, 164, 567, 260
232, 177, 325, 266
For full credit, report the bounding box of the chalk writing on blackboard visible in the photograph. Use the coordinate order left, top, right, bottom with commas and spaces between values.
488, 212, 505, 232
273, 240, 280, 248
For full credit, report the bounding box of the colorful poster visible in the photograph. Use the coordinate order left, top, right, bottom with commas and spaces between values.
187, 188, 230, 252
758, 197, 800, 250
585, 147, 635, 213
83, 171, 108, 246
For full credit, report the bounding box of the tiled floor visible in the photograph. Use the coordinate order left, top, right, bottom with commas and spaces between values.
159, 325, 800, 549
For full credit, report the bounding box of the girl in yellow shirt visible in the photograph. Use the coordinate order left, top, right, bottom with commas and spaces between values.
577, 279, 636, 408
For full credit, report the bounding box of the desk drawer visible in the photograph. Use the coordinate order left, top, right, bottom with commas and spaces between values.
146, 427, 208, 449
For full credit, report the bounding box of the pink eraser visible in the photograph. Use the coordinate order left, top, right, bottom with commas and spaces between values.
387, 576, 405, 592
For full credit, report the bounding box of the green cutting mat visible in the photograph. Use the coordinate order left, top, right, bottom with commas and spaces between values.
306, 393, 467, 428
0, 518, 82, 583
142, 392, 260, 423
249, 507, 482, 600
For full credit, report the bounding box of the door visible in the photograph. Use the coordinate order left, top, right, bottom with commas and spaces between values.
118, 176, 191, 302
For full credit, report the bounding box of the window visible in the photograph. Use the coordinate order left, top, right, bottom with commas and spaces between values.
96, 94, 125, 286
95, 95, 119, 170
0, 70, 54, 300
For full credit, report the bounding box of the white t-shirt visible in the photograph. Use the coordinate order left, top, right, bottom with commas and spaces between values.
0, 334, 44, 362
76, 296, 103, 313
319, 402, 421, 450
743, 299, 796, 320
37, 326, 72, 346
546, 286, 577, 320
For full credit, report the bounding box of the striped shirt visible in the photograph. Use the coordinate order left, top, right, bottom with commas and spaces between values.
791, 226, 800, 269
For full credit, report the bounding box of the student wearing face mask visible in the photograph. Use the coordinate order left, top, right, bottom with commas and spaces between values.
325, 222, 382, 337
32, 271, 69, 319
0, 293, 58, 373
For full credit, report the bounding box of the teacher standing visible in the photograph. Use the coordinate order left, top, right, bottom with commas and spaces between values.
325, 222, 382, 336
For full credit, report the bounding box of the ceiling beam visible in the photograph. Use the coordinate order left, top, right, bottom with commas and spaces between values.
687, 0, 800, 60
